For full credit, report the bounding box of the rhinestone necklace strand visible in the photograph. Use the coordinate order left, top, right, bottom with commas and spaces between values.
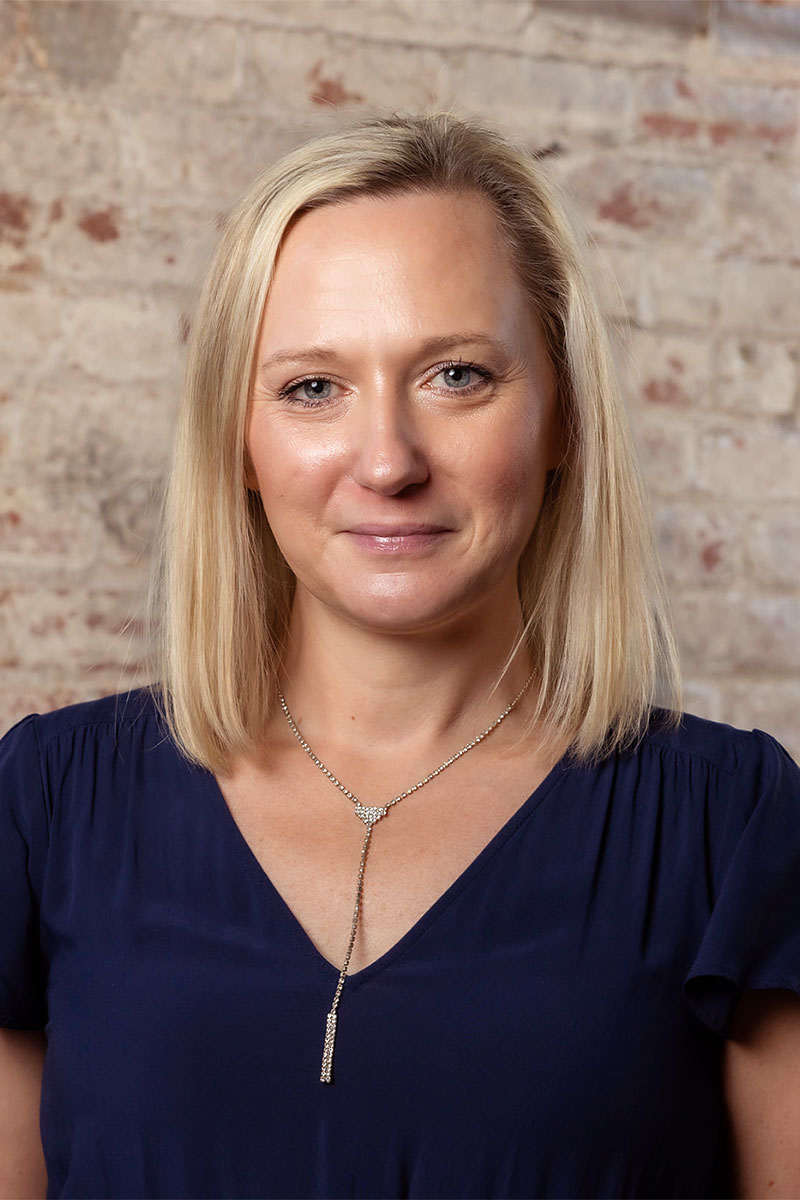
277, 673, 534, 1083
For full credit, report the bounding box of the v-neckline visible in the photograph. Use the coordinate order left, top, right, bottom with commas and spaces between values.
203, 750, 571, 988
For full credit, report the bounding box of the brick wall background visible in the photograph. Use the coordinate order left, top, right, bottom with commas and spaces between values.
1, 0, 798, 755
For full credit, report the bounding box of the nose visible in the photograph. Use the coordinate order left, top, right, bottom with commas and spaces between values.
350, 392, 430, 496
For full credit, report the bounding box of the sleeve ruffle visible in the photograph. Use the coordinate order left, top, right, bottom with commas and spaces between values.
684, 730, 800, 1037
0, 715, 49, 1029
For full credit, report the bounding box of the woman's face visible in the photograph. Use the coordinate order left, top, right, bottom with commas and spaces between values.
248, 188, 561, 637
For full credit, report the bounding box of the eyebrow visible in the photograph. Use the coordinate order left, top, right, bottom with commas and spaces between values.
256, 333, 510, 378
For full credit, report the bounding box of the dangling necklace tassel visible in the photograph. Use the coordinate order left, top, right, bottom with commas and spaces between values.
320, 1011, 337, 1083
277, 675, 533, 1084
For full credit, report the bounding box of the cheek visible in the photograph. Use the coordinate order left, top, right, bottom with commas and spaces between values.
247, 420, 344, 508
468, 420, 551, 526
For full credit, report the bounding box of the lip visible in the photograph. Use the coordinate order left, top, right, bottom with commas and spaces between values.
346, 524, 451, 536
343, 523, 453, 554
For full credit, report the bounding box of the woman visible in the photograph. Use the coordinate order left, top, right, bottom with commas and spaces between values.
1, 112, 799, 1200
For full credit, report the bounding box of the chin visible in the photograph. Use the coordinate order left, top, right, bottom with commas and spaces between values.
330, 582, 494, 637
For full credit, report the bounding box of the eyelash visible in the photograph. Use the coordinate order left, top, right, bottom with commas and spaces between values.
435, 360, 494, 391
276, 379, 335, 409
277, 360, 494, 408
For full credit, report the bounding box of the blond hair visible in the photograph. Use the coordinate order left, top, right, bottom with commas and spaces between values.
152, 111, 681, 773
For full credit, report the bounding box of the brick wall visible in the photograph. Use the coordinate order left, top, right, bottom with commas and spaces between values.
1, 0, 798, 755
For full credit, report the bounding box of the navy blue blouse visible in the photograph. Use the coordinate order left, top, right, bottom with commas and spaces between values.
1, 688, 800, 1199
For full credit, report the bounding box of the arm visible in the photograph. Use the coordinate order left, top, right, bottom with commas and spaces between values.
724, 988, 800, 1199
0, 1029, 47, 1200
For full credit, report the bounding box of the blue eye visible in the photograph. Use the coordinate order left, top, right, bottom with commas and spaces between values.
299, 379, 331, 401
431, 362, 492, 391
441, 365, 474, 388
279, 377, 334, 406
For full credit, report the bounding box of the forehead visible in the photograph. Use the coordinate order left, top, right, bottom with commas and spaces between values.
282, 187, 507, 254
258, 189, 534, 352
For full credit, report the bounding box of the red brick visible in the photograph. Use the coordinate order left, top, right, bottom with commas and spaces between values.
0, 588, 151, 673
0, 484, 99, 571
0, 96, 122, 194
714, 0, 800, 62
63, 293, 183, 382
568, 158, 715, 242
41, 197, 219, 289
640, 113, 700, 140
157, 0, 534, 51
0, 2, 18, 83
713, 339, 795, 415
746, 511, 800, 588
642, 249, 720, 328
697, 425, 800, 500
22, 1, 137, 87
447, 52, 633, 140
121, 105, 302, 206
636, 69, 797, 155
675, 591, 800, 674
723, 167, 800, 261
717, 261, 800, 337
0, 290, 64, 370
621, 332, 712, 411
654, 504, 742, 588
117, 14, 239, 104
631, 417, 695, 497
0, 192, 33, 248
243, 26, 447, 119
15, 374, 171, 494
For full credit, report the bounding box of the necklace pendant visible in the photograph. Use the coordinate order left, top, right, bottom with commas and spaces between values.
278, 676, 535, 1088
354, 802, 387, 828
321, 1009, 338, 1083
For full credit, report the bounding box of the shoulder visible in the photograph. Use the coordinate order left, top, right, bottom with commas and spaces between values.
572, 709, 799, 825
614, 708, 800, 830
0, 688, 198, 852
640, 708, 790, 778
17, 686, 162, 749
0, 687, 175, 809
0, 688, 169, 771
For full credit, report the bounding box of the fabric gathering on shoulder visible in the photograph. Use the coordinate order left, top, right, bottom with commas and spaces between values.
0, 690, 160, 1032
682, 726, 800, 1037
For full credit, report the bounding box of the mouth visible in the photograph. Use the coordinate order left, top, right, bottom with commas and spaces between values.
343, 524, 453, 554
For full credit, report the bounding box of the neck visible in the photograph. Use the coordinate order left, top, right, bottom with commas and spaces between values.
277, 590, 533, 755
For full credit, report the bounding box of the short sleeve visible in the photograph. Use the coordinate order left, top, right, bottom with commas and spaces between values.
684, 729, 800, 1037
0, 715, 49, 1028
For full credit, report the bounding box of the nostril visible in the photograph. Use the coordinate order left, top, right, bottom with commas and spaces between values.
357, 467, 429, 498
352, 435, 430, 495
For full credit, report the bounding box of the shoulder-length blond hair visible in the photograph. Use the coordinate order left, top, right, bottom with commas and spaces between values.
152, 110, 681, 774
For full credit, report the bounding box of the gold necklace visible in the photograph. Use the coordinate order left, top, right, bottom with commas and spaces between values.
277, 674, 534, 1084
